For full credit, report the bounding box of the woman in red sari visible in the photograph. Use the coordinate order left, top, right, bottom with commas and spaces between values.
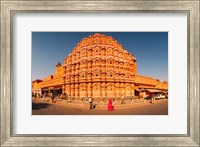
107, 99, 114, 111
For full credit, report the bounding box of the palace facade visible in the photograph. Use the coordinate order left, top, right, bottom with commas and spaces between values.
32, 33, 168, 99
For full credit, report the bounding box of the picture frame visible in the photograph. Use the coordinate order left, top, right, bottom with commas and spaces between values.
1, 0, 199, 146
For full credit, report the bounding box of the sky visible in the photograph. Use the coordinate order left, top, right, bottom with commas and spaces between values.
32, 32, 168, 81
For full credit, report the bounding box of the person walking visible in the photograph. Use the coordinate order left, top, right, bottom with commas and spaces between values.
151, 96, 155, 104
51, 92, 55, 103
43, 93, 46, 102
89, 97, 93, 109
121, 94, 125, 105
66, 93, 68, 101
107, 99, 114, 111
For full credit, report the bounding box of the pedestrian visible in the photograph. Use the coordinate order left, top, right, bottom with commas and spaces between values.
51, 92, 55, 103
43, 93, 46, 101
121, 94, 125, 105
107, 99, 114, 111
88, 97, 93, 109
151, 96, 155, 104
66, 93, 68, 101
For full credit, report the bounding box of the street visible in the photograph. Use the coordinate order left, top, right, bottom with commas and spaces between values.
32, 98, 168, 115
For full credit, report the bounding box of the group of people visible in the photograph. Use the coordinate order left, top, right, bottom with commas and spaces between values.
42, 92, 55, 102
89, 97, 115, 111
33, 92, 59, 103
34, 92, 125, 110
89, 94, 125, 111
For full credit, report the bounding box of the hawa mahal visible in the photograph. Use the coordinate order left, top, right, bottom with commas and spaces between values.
32, 33, 168, 99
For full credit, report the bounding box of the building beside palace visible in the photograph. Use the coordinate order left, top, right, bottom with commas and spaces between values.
32, 33, 168, 99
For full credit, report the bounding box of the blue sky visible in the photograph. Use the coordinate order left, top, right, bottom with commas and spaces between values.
32, 32, 168, 81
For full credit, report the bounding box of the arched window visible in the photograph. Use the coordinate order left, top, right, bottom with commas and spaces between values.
95, 59, 99, 64
95, 37, 99, 43
108, 72, 113, 77
73, 54, 76, 60
88, 74, 91, 77
81, 73, 84, 78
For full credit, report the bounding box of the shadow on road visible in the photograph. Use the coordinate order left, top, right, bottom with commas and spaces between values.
32, 102, 52, 110
93, 104, 97, 109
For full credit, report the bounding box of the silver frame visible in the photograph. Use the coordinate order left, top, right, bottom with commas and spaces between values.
1, 0, 199, 146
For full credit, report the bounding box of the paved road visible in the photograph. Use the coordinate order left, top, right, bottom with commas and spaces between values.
32, 99, 168, 115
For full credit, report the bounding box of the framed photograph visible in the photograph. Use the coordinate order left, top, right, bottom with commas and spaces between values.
32, 31, 168, 115
1, 0, 199, 146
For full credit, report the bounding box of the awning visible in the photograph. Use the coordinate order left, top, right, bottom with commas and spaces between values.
145, 89, 163, 93
134, 89, 143, 92
42, 87, 62, 91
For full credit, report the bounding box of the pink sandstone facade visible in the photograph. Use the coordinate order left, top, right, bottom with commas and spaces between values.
32, 33, 168, 99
